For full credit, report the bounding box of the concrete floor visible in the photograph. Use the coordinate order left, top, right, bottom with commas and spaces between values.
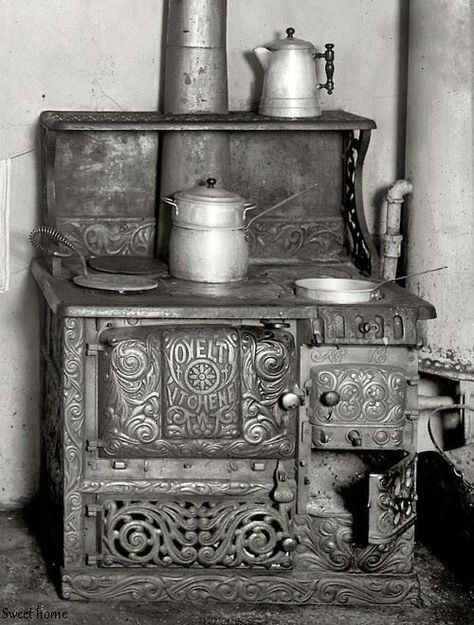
0, 511, 473, 625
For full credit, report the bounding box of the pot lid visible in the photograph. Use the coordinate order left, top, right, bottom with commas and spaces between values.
175, 177, 245, 205
264, 27, 315, 51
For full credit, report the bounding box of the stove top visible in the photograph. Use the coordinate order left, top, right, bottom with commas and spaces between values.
32, 258, 435, 325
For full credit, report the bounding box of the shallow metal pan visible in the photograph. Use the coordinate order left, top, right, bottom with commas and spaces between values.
294, 278, 380, 303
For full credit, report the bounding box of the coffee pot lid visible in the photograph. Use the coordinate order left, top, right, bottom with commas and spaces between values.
174, 178, 245, 206
264, 27, 315, 51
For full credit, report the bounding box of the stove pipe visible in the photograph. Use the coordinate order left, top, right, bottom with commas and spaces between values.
158, 0, 231, 257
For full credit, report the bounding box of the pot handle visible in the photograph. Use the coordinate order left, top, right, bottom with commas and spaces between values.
243, 202, 257, 217
162, 196, 179, 215
314, 43, 335, 94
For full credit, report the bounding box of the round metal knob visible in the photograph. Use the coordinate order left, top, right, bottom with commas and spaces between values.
282, 537, 297, 552
347, 430, 362, 447
206, 177, 217, 188
320, 391, 340, 407
281, 391, 301, 410
286, 27, 295, 39
359, 322, 372, 334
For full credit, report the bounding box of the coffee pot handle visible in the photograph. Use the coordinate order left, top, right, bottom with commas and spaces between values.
315, 43, 335, 95
162, 196, 179, 215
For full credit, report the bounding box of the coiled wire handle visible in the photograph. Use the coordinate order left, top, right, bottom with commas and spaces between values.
29, 226, 88, 276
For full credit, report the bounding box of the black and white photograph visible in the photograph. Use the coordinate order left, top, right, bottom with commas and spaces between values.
0, 1, 473, 623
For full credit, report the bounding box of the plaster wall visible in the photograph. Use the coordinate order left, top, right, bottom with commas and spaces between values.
0, 0, 406, 507
405, 0, 474, 366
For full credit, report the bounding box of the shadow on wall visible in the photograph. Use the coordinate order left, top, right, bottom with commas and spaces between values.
243, 49, 263, 112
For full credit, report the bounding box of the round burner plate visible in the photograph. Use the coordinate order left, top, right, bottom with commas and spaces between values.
73, 274, 159, 293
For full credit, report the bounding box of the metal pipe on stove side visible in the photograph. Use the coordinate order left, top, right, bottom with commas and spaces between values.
158, 0, 231, 258
380, 179, 412, 280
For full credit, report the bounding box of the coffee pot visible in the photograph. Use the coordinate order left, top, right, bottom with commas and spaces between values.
254, 27, 334, 118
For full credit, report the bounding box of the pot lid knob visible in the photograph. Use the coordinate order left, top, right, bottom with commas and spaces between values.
207, 177, 217, 188
286, 27, 295, 39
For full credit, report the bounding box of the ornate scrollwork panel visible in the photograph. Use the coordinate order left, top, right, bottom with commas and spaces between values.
100, 327, 295, 458
343, 132, 377, 275
80, 480, 270, 498
241, 331, 293, 447
294, 515, 413, 575
100, 333, 162, 455
56, 217, 155, 257
62, 317, 86, 568
368, 455, 417, 545
311, 366, 406, 425
99, 500, 294, 569
247, 217, 345, 262
62, 570, 419, 604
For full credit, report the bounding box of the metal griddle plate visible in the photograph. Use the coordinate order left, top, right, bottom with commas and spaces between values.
88, 256, 166, 275
73, 274, 159, 293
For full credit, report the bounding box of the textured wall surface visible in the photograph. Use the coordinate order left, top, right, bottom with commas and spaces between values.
0, 0, 405, 507
405, 0, 474, 366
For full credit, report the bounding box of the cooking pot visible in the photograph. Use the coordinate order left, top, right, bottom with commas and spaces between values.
162, 179, 319, 283
162, 178, 256, 283
254, 27, 334, 118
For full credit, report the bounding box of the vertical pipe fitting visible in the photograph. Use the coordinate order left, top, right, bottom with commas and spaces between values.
381, 179, 413, 280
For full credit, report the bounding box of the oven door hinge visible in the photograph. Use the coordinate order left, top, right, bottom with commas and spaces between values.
311, 318, 324, 346
86, 343, 105, 357
86, 554, 103, 566
86, 439, 105, 452
296, 412, 312, 514
85, 503, 101, 518
272, 460, 295, 504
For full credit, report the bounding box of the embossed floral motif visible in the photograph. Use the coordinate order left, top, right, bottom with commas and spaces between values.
368, 456, 417, 544
186, 360, 219, 393
294, 515, 414, 575
311, 366, 406, 425
247, 218, 345, 261
62, 317, 86, 567
62, 570, 418, 604
57, 218, 155, 256
101, 334, 161, 454
100, 327, 295, 457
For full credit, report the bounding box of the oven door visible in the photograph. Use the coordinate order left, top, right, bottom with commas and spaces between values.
94, 324, 297, 459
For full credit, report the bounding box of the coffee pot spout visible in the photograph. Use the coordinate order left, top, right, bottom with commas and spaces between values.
254, 46, 272, 71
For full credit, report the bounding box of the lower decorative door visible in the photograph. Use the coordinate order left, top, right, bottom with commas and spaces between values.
85, 493, 296, 569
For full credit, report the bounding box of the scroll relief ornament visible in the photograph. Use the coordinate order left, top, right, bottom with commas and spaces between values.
311, 366, 406, 425
100, 328, 295, 458
99, 499, 294, 569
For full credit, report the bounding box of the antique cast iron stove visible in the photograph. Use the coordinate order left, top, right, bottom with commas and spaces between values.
32, 110, 435, 604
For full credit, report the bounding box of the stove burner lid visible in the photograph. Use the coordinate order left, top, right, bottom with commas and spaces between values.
72, 273, 159, 293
